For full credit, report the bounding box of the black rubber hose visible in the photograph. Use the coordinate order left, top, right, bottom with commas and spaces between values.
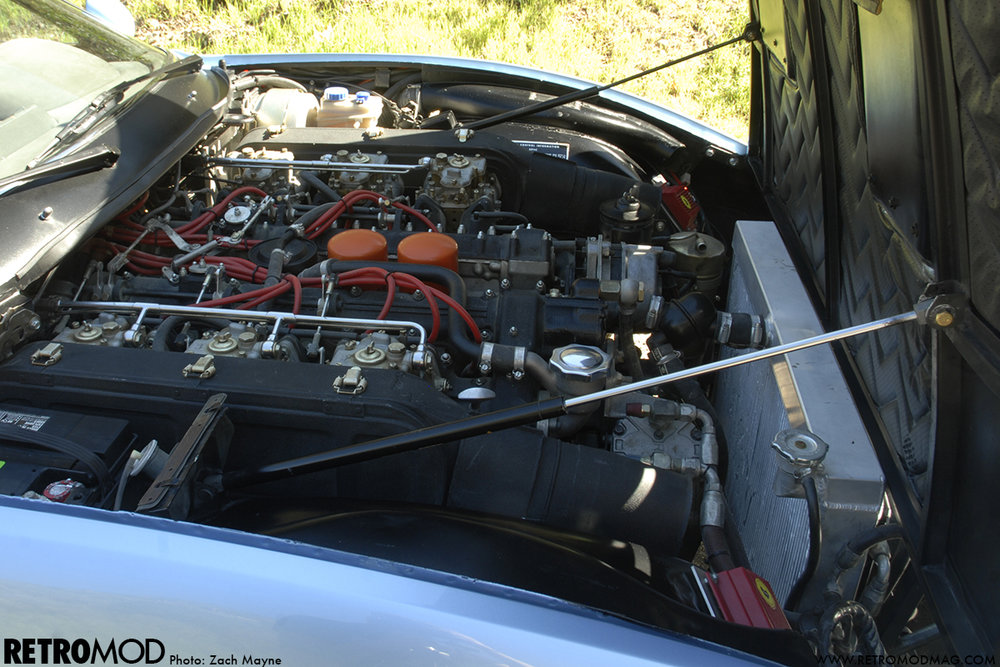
299, 171, 341, 203
818, 601, 886, 657
653, 292, 717, 348
620, 321, 644, 380
845, 524, 904, 557
786, 476, 822, 612
702, 524, 736, 572
383, 71, 422, 101
300, 259, 480, 361
290, 201, 336, 229
473, 210, 531, 225
824, 523, 906, 602
151, 316, 233, 352
234, 75, 306, 92
0, 423, 111, 492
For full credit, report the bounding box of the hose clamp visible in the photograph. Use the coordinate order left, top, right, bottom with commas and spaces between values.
513, 346, 526, 373
479, 342, 495, 374
645, 295, 664, 329
750, 315, 767, 348
715, 311, 733, 345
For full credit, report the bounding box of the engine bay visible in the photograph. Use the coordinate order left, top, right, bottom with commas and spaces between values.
0, 63, 884, 661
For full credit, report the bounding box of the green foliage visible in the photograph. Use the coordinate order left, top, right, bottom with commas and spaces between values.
124, 0, 750, 139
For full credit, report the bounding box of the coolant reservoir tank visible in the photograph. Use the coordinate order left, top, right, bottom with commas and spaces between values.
251, 88, 319, 129
326, 229, 388, 262
397, 233, 459, 272
316, 87, 383, 129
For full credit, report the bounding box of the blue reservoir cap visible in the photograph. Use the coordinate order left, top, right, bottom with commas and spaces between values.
354, 91, 370, 104
323, 86, 349, 102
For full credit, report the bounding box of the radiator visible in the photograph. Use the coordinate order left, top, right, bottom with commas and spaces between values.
713, 220, 884, 607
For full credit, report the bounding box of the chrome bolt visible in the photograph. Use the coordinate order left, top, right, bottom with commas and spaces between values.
500, 278, 511, 290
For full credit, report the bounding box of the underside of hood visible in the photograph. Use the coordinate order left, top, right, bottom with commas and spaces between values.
751, 0, 1000, 653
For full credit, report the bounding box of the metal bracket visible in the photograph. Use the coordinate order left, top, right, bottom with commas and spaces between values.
30, 342, 63, 367
333, 366, 367, 395
136, 393, 231, 519
914, 281, 966, 330
182, 354, 217, 379
148, 219, 197, 252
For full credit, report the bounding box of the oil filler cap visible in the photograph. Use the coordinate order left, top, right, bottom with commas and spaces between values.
549, 344, 612, 396
552, 345, 608, 376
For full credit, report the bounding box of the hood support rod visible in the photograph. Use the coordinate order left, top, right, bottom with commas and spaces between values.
224, 309, 921, 489
460, 23, 759, 133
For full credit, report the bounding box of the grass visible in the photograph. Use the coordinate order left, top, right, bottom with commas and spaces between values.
122, 0, 751, 140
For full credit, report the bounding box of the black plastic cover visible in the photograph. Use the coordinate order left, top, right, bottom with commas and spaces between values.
0, 404, 131, 496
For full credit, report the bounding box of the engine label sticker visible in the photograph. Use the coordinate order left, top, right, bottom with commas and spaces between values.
513, 140, 570, 160
0, 411, 50, 432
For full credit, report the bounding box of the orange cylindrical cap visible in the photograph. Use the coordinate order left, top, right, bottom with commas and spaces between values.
327, 229, 388, 262
397, 233, 458, 272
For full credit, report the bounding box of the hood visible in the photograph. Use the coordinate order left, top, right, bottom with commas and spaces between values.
751, 0, 1000, 653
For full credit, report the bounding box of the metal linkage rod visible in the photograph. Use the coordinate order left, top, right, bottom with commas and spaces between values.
206, 157, 416, 173
59, 300, 428, 348
565, 310, 918, 409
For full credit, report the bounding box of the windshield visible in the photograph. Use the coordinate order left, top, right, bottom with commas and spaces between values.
0, 0, 170, 179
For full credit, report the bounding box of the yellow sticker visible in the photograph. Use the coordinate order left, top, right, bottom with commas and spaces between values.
756, 578, 776, 609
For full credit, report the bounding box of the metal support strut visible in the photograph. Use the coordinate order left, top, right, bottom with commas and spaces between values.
224, 309, 922, 489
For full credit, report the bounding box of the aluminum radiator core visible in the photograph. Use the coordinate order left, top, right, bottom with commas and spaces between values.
714, 220, 884, 608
